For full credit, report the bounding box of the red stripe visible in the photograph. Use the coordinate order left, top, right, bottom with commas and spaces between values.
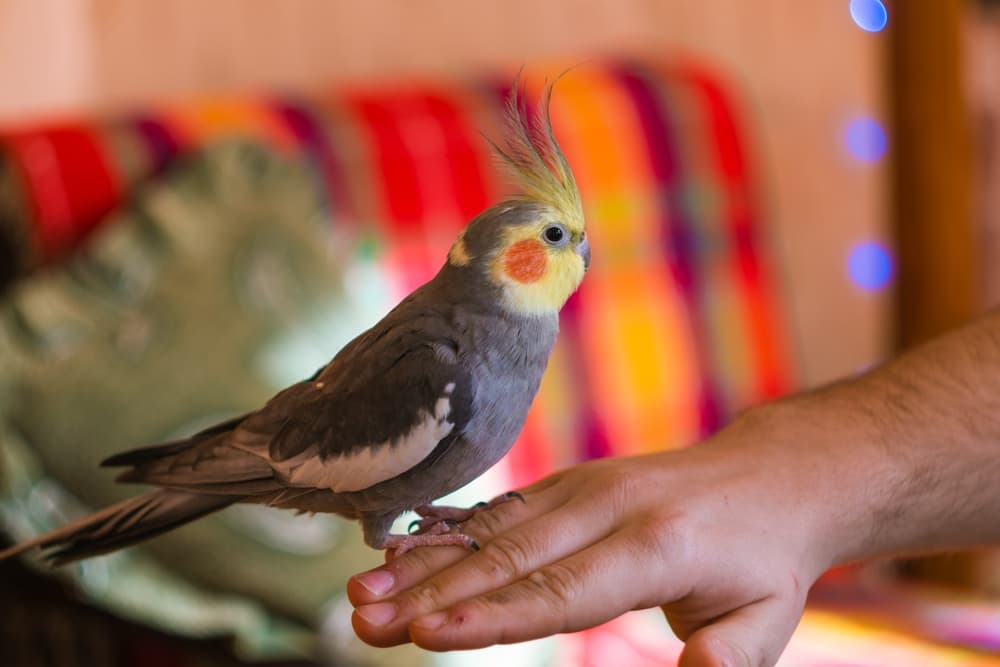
4, 125, 120, 258
681, 63, 793, 396
683, 65, 746, 184
420, 91, 491, 219
48, 126, 120, 251
347, 92, 425, 232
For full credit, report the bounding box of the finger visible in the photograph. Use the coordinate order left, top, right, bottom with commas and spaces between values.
405, 526, 668, 651
678, 596, 804, 667
397, 490, 622, 612
349, 476, 568, 607
352, 491, 620, 647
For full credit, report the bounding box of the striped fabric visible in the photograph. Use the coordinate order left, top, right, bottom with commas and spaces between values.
0, 60, 794, 480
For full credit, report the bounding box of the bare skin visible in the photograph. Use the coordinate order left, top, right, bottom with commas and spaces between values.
348, 309, 1000, 666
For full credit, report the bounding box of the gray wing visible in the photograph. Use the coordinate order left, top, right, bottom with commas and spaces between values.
106, 301, 475, 496
230, 312, 475, 493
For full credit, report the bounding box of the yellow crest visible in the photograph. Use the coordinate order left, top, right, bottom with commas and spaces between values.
487, 77, 585, 234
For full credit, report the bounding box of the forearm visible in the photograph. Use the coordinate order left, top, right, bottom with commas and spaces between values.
772, 308, 1000, 568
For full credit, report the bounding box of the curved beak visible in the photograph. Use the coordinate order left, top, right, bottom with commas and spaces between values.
576, 234, 591, 271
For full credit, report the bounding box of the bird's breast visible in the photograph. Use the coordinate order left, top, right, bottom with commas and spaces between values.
449, 313, 557, 472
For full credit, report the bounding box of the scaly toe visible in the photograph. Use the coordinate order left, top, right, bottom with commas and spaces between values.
383, 531, 480, 556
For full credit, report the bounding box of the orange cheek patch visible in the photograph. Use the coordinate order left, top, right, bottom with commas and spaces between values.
503, 239, 548, 283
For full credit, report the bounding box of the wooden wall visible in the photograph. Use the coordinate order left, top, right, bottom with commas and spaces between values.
891, 0, 977, 349
0, 0, 889, 387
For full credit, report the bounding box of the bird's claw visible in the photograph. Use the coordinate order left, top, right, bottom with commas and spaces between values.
408, 490, 526, 535
502, 491, 526, 504
409, 517, 458, 535
474, 490, 525, 510
384, 531, 480, 558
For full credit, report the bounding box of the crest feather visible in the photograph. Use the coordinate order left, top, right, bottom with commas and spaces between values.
489, 75, 584, 230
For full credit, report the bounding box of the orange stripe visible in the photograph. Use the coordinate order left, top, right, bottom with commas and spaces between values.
162, 96, 299, 152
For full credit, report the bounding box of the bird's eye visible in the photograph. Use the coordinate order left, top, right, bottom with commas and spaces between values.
542, 223, 568, 247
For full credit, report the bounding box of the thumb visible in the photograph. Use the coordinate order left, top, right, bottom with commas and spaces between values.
677, 597, 803, 667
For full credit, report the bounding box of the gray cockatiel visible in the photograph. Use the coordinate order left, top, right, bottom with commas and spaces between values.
0, 83, 589, 564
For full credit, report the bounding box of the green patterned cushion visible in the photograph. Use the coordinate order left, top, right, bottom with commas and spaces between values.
0, 140, 423, 665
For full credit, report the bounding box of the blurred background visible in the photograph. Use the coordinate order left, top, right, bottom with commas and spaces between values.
0, 0, 998, 665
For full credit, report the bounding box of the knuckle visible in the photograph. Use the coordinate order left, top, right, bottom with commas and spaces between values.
466, 502, 512, 540
523, 563, 582, 610
634, 511, 675, 549
477, 534, 534, 581
596, 467, 640, 517
631, 510, 690, 565
401, 580, 445, 613
394, 543, 439, 575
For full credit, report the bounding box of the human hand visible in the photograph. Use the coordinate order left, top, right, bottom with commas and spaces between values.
348, 405, 841, 666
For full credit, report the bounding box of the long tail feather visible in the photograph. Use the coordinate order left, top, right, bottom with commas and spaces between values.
101, 413, 249, 468
0, 490, 236, 565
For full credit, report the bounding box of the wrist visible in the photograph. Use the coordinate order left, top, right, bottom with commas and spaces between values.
732, 386, 905, 574
759, 357, 1000, 571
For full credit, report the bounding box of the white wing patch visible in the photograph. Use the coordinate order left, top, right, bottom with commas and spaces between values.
277, 383, 457, 493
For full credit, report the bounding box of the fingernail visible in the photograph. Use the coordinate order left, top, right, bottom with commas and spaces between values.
356, 569, 395, 596
356, 602, 397, 626
412, 611, 447, 630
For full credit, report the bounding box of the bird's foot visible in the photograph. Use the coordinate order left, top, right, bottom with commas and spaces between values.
408, 491, 525, 535
382, 530, 480, 558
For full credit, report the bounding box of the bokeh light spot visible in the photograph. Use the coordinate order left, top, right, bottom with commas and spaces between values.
848, 242, 894, 291
850, 0, 888, 33
844, 117, 887, 163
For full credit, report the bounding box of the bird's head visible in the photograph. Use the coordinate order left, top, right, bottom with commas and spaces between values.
447, 81, 588, 316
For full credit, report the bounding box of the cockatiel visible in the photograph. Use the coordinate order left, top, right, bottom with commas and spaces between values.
0, 82, 589, 565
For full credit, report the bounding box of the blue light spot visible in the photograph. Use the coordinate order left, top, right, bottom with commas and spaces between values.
850, 0, 888, 33
848, 242, 894, 291
844, 117, 887, 163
